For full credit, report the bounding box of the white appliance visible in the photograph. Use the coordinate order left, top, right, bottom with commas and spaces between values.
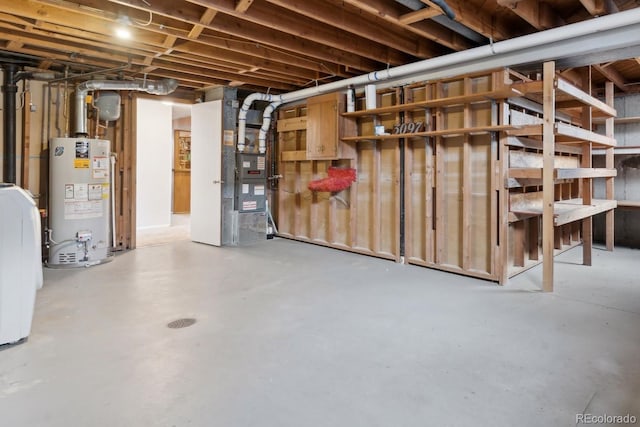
48, 137, 111, 267
0, 184, 43, 345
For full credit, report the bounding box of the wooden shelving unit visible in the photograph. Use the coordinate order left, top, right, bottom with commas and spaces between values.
273, 65, 617, 291
506, 61, 617, 291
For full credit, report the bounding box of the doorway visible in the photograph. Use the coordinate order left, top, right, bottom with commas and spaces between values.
135, 99, 192, 247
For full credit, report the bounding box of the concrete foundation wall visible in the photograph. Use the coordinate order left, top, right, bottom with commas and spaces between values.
594, 93, 640, 248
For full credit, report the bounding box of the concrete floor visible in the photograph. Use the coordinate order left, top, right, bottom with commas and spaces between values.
1, 238, 639, 427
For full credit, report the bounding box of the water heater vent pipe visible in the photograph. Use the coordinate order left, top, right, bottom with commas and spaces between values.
74, 78, 178, 136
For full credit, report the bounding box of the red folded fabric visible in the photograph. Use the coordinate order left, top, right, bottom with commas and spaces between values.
327, 166, 356, 181
308, 167, 357, 192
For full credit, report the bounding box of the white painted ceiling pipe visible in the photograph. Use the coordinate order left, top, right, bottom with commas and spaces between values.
237, 7, 640, 153
75, 78, 178, 136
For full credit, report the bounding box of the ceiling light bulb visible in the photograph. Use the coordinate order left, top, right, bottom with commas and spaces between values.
115, 27, 131, 39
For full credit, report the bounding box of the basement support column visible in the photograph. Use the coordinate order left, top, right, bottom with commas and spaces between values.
542, 61, 556, 292
2, 64, 18, 184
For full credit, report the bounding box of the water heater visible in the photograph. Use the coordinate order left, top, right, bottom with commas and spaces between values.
48, 137, 111, 267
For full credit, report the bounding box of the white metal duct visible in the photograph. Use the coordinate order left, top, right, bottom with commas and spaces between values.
239, 8, 640, 153
75, 78, 178, 136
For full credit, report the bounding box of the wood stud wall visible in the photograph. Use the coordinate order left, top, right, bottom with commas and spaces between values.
272, 63, 617, 291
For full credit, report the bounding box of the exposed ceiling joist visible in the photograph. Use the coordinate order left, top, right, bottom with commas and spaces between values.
235, 0, 254, 13
497, 0, 565, 30
0, 0, 637, 95
594, 63, 630, 92
398, 7, 441, 24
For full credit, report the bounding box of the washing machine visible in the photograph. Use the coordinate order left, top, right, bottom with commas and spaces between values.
0, 184, 43, 345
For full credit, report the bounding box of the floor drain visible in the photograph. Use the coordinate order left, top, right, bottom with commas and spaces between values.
167, 318, 197, 329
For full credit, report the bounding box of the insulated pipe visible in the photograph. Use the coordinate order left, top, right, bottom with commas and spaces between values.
2, 64, 18, 183
258, 101, 282, 154
237, 8, 640, 152
75, 78, 178, 136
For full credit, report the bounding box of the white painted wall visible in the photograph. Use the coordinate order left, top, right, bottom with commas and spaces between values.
136, 98, 173, 229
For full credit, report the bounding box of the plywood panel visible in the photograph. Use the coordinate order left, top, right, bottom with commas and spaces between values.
355, 141, 375, 251
278, 160, 297, 236
470, 102, 492, 127
407, 139, 427, 262
441, 136, 463, 268
379, 140, 399, 257
469, 135, 492, 273
298, 161, 314, 239
310, 161, 330, 244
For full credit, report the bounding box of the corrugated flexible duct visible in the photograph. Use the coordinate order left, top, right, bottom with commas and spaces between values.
241, 7, 640, 154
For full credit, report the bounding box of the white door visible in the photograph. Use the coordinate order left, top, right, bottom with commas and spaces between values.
190, 100, 223, 246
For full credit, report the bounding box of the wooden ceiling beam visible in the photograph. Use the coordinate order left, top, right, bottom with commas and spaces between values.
235, 0, 254, 13
157, 52, 308, 86
398, 7, 441, 25
186, 0, 413, 66
106, 0, 380, 72
0, 23, 166, 63
15, 0, 347, 80
147, 58, 297, 90
594, 63, 629, 92
579, 0, 618, 16
420, 0, 514, 40
6, 40, 24, 50
342, 0, 472, 51
187, 8, 217, 40
0, 24, 296, 89
264, 0, 441, 59
497, 0, 564, 30
38, 59, 54, 70
0, 29, 143, 65
29, 0, 350, 80
173, 41, 328, 81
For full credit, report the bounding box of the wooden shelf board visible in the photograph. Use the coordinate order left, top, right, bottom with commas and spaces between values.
593, 146, 640, 156
342, 125, 518, 142
509, 198, 616, 225
506, 135, 584, 155
506, 123, 616, 147
342, 88, 520, 118
594, 116, 640, 124
617, 201, 640, 209
555, 122, 616, 147
556, 78, 617, 117
281, 150, 307, 161
277, 116, 307, 132
508, 167, 617, 180
512, 78, 616, 117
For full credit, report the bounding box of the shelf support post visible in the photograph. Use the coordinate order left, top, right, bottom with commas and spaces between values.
605, 81, 615, 251
542, 61, 556, 292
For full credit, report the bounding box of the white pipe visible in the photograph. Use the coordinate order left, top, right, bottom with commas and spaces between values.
237, 93, 284, 152
237, 8, 640, 152
258, 101, 282, 154
75, 78, 178, 136
110, 153, 117, 250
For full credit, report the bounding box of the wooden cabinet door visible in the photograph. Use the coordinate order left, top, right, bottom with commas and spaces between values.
306, 93, 339, 159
